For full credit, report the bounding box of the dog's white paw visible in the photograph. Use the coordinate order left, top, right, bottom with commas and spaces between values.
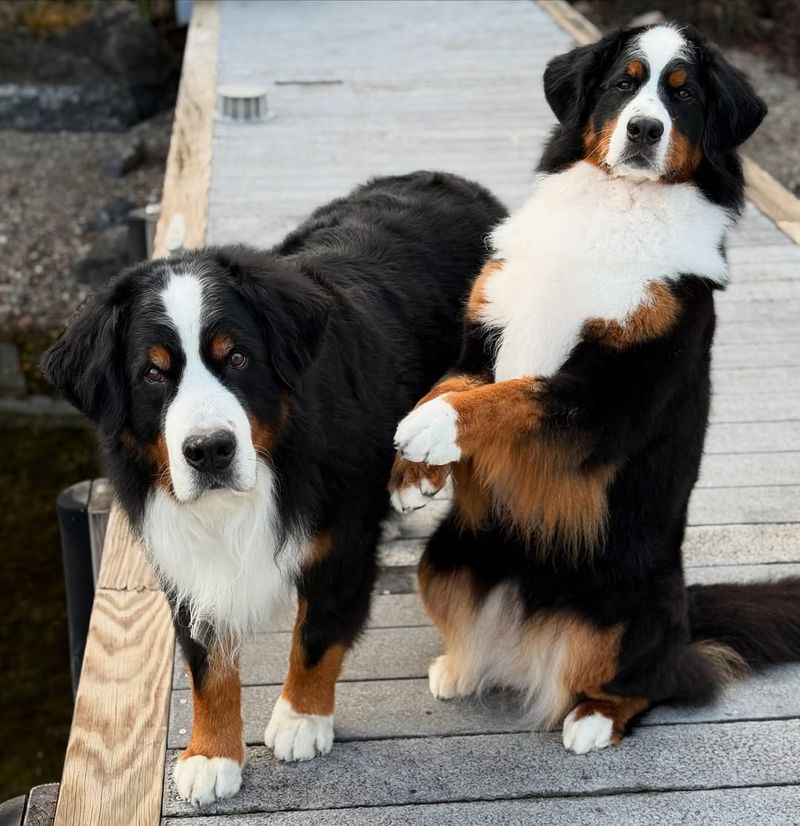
174, 755, 243, 807
390, 472, 443, 513
428, 654, 465, 700
265, 697, 334, 762
562, 708, 614, 754
394, 398, 461, 465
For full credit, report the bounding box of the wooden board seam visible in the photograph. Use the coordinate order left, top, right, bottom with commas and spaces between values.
536, 0, 800, 246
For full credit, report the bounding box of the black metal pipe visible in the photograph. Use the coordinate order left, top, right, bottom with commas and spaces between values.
56, 481, 95, 696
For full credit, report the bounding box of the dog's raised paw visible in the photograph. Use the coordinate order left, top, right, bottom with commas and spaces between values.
394, 398, 461, 465
265, 697, 334, 762
174, 754, 243, 806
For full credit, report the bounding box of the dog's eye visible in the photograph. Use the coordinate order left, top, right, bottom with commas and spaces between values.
616, 79, 633, 91
229, 351, 247, 369
145, 365, 165, 384
677, 88, 693, 100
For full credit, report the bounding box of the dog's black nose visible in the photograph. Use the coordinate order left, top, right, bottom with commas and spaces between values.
626, 117, 664, 145
183, 431, 236, 473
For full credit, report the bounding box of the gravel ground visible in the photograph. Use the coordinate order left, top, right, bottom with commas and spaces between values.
728, 49, 800, 197
0, 109, 172, 335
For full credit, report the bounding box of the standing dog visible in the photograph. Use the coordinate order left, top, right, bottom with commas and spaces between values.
44, 171, 505, 804
391, 26, 800, 753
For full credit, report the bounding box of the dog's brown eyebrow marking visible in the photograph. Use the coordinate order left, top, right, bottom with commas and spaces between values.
626, 60, 645, 79
210, 332, 235, 360
148, 345, 171, 370
667, 68, 688, 88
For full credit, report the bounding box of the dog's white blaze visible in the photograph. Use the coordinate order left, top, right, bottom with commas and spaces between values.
144, 270, 306, 641
484, 161, 732, 381
160, 272, 256, 502
606, 25, 689, 179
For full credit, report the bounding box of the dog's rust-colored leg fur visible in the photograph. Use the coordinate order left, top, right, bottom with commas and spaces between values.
281, 597, 346, 716
180, 647, 245, 765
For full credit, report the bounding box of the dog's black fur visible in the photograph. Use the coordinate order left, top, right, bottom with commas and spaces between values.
43, 171, 506, 782
391, 27, 800, 744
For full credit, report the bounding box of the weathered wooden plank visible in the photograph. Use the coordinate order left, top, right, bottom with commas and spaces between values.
712, 366, 800, 395
712, 341, 800, 369
173, 626, 441, 688
161, 785, 800, 826
152, 0, 219, 257
22, 784, 59, 826
683, 523, 800, 566
54, 591, 173, 826
705, 421, 800, 454
169, 656, 800, 748
96, 505, 158, 591
689, 485, 800, 526
728, 243, 800, 265
710, 392, 800, 423
698, 452, 800, 487
714, 320, 800, 345
718, 299, 800, 322
742, 155, 800, 245
162, 719, 800, 815
720, 279, 800, 302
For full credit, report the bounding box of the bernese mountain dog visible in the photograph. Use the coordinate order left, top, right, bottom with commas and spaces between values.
43, 171, 505, 804
390, 24, 800, 754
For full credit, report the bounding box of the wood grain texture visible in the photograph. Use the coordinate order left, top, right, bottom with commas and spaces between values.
95, 505, 158, 591
537, 0, 800, 247
54, 3, 221, 824
53, 590, 173, 825
152, 0, 220, 257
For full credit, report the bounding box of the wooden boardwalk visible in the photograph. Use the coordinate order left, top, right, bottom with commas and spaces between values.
50, 2, 800, 825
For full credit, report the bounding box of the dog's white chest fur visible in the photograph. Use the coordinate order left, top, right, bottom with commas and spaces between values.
143, 463, 304, 640
483, 162, 732, 380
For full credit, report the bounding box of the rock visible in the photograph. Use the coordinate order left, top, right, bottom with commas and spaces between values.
0, 82, 139, 131
56, 7, 177, 121
99, 140, 145, 179
86, 197, 137, 231
72, 226, 129, 288
628, 11, 667, 28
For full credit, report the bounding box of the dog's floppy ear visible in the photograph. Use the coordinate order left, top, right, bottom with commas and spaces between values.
214, 246, 330, 392
544, 29, 630, 127
41, 276, 133, 434
700, 42, 767, 165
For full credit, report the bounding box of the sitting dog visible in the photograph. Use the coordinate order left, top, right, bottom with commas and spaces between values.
390, 25, 800, 753
43, 171, 505, 804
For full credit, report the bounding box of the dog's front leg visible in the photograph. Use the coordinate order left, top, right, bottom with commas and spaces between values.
173, 623, 245, 806
264, 596, 345, 762
394, 377, 542, 467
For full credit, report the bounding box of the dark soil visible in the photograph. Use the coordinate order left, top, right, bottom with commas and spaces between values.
0, 423, 98, 801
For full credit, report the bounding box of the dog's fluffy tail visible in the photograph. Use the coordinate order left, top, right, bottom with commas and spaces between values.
679, 578, 800, 698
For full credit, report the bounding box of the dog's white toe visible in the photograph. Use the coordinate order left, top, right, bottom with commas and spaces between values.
428, 654, 463, 699
562, 708, 614, 754
174, 754, 243, 807
265, 697, 334, 762
394, 398, 461, 465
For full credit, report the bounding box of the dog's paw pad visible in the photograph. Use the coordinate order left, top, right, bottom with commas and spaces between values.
265, 697, 334, 762
174, 754, 243, 807
562, 708, 614, 754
